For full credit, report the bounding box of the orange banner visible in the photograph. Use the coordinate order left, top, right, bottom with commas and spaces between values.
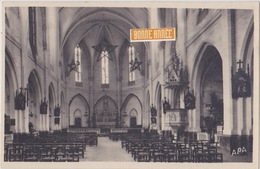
130, 28, 175, 42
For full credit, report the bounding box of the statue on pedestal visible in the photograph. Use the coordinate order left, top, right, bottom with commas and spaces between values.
163, 97, 171, 114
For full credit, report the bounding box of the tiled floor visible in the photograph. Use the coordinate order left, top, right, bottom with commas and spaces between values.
81, 137, 134, 162
80, 137, 252, 162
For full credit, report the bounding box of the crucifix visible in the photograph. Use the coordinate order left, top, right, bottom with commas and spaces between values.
237, 59, 243, 70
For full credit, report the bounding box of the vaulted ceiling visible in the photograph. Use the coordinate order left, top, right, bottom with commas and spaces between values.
59, 7, 149, 67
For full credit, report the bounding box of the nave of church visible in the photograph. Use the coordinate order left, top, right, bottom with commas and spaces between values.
3, 5, 255, 164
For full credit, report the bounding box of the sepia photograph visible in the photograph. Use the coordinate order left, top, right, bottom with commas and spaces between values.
1, 1, 259, 169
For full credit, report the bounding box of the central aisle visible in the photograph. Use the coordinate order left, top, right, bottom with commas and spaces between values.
81, 137, 135, 162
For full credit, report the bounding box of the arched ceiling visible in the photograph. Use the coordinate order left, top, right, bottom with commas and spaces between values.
59, 7, 149, 65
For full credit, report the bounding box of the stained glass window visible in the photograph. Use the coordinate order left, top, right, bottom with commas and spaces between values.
101, 50, 109, 84
129, 44, 135, 82
75, 45, 81, 82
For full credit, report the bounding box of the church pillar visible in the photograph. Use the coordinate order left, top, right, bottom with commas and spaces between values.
180, 91, 185, 109
232, 98, 243, 135
17, 110, 23, 133
242, 97, 252, 135
14, 110, 18, 132
41, 114, 45, 131
24, 107, 29, 133
46, 110, 50, 131
58, 114, 61, 130
192, 90, 201, 132
89, 76, 94, 128
149, 8, 158, 131
187, 110, 193, 131
35, 105, 40, 131
192, 109, 200, 132
117, 73, 122, 128
241, 97, 253, 152
222, 10, 234, 135
38, 114, 42, 131
43, 114, 46, 131
176, 9, 187, 64
161, 89, 165, 130
18, 7, 28, 133
45, 114, 48, 131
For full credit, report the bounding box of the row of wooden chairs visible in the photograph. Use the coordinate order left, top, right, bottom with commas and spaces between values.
5, 143, 84, 162
13, 132, 98, 147
5, 132, 100, 162
122, 135, 223, 163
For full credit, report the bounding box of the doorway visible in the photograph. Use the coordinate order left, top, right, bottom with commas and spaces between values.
130, 117, 137, 128
75, 118, 82, 127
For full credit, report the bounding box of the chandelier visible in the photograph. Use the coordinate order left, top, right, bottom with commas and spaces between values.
129, 43, 142, 72
67, 45, 80, 76
92, 40, 118, 62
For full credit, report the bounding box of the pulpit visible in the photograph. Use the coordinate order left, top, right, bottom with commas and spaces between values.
162, 49, 190, 139
164, 109, 188, 138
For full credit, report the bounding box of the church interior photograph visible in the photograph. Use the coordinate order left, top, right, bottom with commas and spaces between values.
3, 4, 256, 164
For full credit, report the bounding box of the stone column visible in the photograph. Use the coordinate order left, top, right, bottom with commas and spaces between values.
17, 110, 23, 133
24, 107, 29, 133
38, 114, 41, 131
41, 114, 45, 131
149, 8, 159, 131
232, 98, 243, 135
14, 110, 19, 132
187, 110, 192, 131
40, 114, 43, 131
222, 9, 234, 135
192, 109, 200, 132
19, 7, 28, 133
192, 90, 201, 132
46, 109, 50, 131
161, 90, 165, 131
242, 97, 252, 135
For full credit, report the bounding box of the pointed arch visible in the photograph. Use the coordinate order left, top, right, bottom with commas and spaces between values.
129, 108, 138, 117
5, 47, 19, 133
74, 109, 82, 127
5, 47, 19, 91
69, 94, 90, 127
28, 69, 42, 130
93, 95, 118, 127
29, 69, 42, 99
94, 95, 118, 110
74, 108, 82, 117
192, 44, 223, 132
191, 42, 218, 86
154, 82, 162, 107
69, 93, 90, 110
121, 94, 142, 127
28, 69, 43, 107
48, 82, 56, 107
120, 93, 142, 112
241, 17, 254, 66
